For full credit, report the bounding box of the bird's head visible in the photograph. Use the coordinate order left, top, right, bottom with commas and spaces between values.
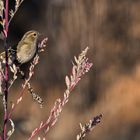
21, 30, 40, 44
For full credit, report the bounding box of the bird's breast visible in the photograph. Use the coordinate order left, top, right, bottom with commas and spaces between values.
17, 42, 37, 64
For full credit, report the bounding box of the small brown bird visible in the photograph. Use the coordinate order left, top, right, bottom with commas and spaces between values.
0, 30, 40, 65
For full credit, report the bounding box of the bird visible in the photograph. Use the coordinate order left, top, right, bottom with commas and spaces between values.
0, 30, 40, 65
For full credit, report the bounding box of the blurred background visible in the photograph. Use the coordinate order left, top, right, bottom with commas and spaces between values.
0, 0, 140, 139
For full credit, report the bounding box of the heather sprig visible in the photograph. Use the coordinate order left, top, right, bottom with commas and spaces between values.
77, 114, 102, 140
27, 81, 44, 108
0, 0, 4, 19
0, 0, 23, 138
6, 119, 15, 140
28, 47, 93, 140
9, 0, 24, 24
9, 64, 18, 90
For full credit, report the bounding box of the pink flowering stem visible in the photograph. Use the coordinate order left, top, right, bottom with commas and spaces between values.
3, 0, 9, 139
28, 47, 93, 140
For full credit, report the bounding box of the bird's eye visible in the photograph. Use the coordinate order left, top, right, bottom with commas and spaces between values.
33, 33, 37, 36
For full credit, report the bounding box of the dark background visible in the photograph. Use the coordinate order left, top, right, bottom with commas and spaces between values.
0, 0, 140, 140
